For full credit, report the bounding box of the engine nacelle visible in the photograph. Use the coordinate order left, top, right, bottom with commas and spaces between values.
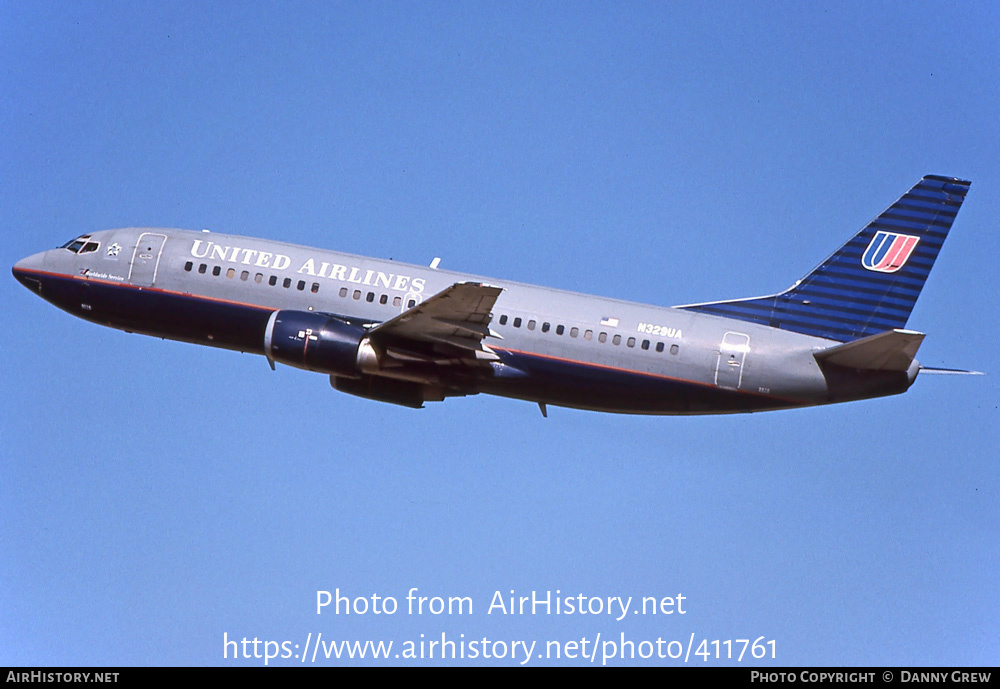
264, 310, 379, 378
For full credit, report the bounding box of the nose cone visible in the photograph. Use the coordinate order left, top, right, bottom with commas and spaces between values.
12, 251, 47, 291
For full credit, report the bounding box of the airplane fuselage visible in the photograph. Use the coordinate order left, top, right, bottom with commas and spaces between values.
12, 226, 913, 414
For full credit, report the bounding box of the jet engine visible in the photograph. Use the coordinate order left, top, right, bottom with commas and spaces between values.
263, 310, 379, 378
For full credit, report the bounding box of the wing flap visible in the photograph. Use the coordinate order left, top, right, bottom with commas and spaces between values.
366, 282, 503, 362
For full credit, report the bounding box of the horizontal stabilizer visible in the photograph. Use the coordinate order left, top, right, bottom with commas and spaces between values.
814, 329, 924, 371
918, 366, 984, 375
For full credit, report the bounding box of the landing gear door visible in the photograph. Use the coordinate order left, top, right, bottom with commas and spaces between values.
715, 332, 750, 389
128, 233, 167, 286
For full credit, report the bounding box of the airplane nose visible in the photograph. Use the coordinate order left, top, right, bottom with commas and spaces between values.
12, 251, 47, 292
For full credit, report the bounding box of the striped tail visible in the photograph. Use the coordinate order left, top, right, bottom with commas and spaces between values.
679, 175, 971, 342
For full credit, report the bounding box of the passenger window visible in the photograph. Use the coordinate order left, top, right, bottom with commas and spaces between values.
627, 337, 636, 348
269, 275, 277, 286
641, 339, 650, 350
556, 325, 564, 335
407, 299, 416, 308
184, 261, 193, 272
613, 334, 621, 345
599, 332, 607, 343
339, 287, 348, 298
241, 270, 249, 281
656, 342, 664, 353
499, 315, 508, 325
213, 266, 221, 276
297, 280, 305, 291
584, 329, 592, 341
393, 296, 401, 307
542, 322, 550, 333
670, 344, 679, 355
570, 327, 578, 338
198, 264, 207, 274
312, 283, 320, 293
283, 277, 291, 288
527, 320, 536, 331
366, 292, 374, 302
255, 273, 264, 284
353, 290, 361, 300
226, 268, 235, 279
379, 294, 388, 305
513, 317, 522, 328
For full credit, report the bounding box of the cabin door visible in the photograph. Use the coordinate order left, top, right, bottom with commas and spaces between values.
128, 233, 167, 286
715, 332, 750, 389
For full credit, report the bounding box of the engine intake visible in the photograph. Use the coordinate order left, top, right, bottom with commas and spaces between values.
264, 310, 379, 378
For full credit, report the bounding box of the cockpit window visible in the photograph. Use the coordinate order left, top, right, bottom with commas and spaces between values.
61, 235, 99, 254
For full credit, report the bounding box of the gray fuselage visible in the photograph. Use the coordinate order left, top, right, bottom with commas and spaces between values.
12, 227, 915, 414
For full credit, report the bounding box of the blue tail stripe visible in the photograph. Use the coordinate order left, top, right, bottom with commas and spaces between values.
787, 290, 917, 315
895, 201, 958, 216
800, 264, 931, 290
885, 209, 955, 224
787, 278, 923, 305
691, 306, 862, 341
697, 298, 906, 332
870, 216, 952, 232
680, 175, 970, 342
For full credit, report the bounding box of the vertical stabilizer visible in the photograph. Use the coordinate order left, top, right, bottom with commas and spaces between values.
680, 176, 971, 342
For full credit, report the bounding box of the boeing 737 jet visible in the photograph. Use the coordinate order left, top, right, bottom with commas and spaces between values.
12, 175, 977, 415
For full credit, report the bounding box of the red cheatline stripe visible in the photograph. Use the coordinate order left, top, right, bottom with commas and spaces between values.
15, 268, 274, 312
494, 346, 802, 404
20, 267, 806, 405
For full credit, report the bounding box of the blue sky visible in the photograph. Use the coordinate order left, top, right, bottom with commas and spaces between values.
2, 2, 998, 666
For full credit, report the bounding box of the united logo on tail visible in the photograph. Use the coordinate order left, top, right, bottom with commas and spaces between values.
862, 231, 920, 273
681, 175, 970, 342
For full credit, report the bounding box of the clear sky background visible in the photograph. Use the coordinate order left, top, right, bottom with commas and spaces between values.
2, 1, 998, 667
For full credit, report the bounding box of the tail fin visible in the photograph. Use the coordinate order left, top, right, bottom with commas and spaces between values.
679, 175, 971, 342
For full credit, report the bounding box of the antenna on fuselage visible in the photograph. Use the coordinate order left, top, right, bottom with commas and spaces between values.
429, 257, 441, 269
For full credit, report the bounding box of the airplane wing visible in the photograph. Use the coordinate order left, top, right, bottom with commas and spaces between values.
366, 282, 504, 362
